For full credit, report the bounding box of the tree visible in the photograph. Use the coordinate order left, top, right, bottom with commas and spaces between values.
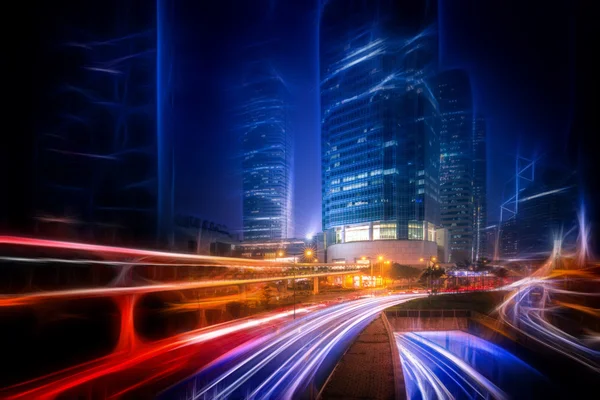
226, 301, 243, 318
260, 285, 275, 309
420, 267, 446, 280
389, 263, 422, 280
475, 257, 491, 272
493, 267, 509, 279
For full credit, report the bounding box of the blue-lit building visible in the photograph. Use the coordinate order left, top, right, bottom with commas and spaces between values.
472, 114, 488, 260
320, 0, 440, 266
435, 69, 475, 263
241, 60, 293, 241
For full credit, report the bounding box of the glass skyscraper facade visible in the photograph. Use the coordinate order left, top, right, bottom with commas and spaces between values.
320, 0, 440, 245
241, 61, 293, 241
472, 114, 487, 260
435, 69, 474, 262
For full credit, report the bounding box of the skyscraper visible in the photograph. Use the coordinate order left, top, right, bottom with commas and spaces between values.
320, 0, 440, 265
435, 69, 474, 263
241, 60, 293, 241
33, 0, 157, 247
472, 114, 487, 260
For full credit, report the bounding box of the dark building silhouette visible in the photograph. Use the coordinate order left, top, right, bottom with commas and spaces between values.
516, 168, 578, 256
30, 1, 157, 247
498, 164, 578, 258
434, 69, 474, 263
173, 215, 234, 255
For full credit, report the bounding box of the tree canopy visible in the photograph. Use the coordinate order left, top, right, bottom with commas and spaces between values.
389, 263, 422, 279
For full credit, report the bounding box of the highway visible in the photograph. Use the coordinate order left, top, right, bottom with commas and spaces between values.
395, 331, 550, 400
159, 293, 424, 400
1, 304, 321, 399
497, 269, 600, 373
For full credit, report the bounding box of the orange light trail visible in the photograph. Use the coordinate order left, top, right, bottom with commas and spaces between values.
0, 305, 321, 399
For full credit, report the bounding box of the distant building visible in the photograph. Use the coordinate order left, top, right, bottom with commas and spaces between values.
33, 1, 157, 247
499, 218, 518, 259
483, 224, 499, 260
233, 238, 313, 262
498, 166, 578, 259
320, 0, 439, 267
472, 115, 488, 260
515, 168, 578, 256
434, 69, 474, 263
172, 215, 235, 255
314, 232, 326, 263
436, 228, 450, 263
240, 57, 293, 241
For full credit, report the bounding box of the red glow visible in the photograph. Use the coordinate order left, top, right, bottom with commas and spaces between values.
0, 235, 280, 264
0, 307, 307, 399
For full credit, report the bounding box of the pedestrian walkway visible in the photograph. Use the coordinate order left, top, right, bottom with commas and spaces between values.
319, 315, 396, 400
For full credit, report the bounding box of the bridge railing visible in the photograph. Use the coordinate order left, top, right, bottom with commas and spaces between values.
385, 309, 472, 318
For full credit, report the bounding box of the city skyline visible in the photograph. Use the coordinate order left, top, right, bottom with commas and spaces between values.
2, 1, 599, 396
7, 0, 593, 252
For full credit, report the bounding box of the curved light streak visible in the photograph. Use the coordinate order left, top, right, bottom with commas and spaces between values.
160, 294, 425, 399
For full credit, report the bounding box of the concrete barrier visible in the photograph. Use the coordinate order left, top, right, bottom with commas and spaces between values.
384, 309, 470, 332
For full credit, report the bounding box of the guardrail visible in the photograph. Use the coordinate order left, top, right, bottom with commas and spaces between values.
385, 309, 472, 318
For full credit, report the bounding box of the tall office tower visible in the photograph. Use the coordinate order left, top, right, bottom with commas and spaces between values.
320, 0, 440, 266
241, 61, 293, 241
157, 0, 176, 248
34, 0, 157, 246
472, 114, 487, 260
435, 69, 474, 263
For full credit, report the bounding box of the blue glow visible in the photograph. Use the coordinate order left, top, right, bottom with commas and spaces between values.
34, 4, 157, 243
239, 59, 293, 241
320, 1, 440, 240
396, 331, 549, 400
157, 0, 175, 246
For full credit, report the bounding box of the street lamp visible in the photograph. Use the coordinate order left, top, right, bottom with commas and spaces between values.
383, 260, 390, 288
427, 256, 437, 302
360, 256, 373, 292
284, 248, 314, 320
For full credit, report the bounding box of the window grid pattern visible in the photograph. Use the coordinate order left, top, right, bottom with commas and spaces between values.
241, 66, 293, 241
320, 0, 439, 243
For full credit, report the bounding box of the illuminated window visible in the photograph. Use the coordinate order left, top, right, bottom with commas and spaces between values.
345, 225, 370, 242
408, 221, 424, 240
373, 222, 396, 240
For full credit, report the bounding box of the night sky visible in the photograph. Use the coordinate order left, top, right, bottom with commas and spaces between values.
172, 0, 576, 236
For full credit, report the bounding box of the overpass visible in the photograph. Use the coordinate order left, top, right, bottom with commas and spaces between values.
0, 236, 370, 353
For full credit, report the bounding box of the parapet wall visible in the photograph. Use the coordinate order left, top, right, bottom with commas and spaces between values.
384, 309, 470, 332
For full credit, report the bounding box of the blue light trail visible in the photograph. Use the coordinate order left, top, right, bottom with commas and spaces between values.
396, 331, 549, 400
